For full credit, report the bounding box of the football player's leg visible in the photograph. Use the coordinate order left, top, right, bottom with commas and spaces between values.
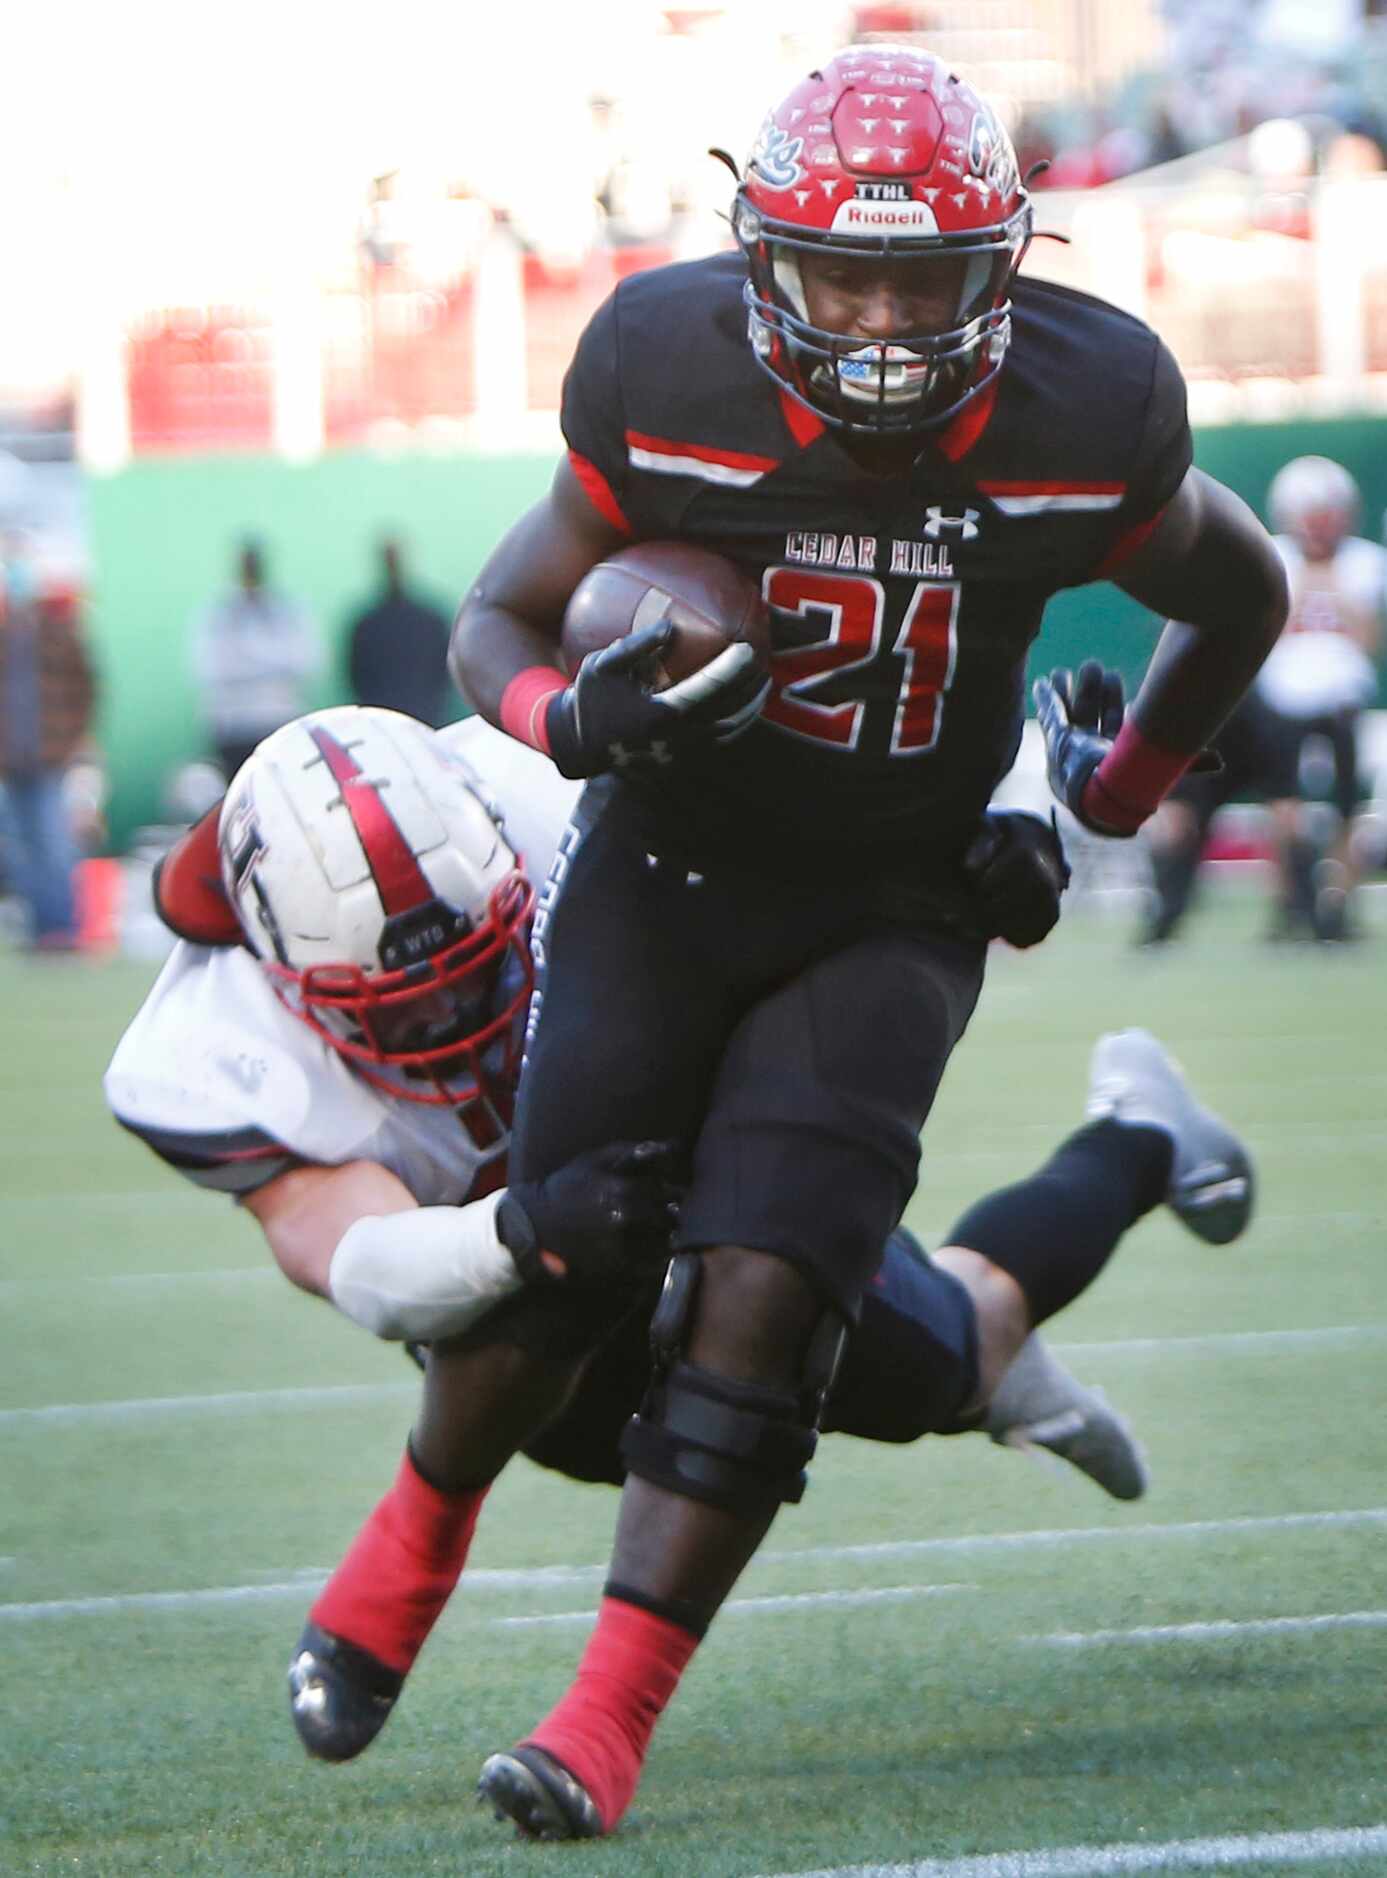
290, 1330, 595, 1762
508, 784, 733, 1186
481, 931, 984, 1837
827, 1225, 1147, 1502
1262, 710, 1318, 938
930, 1031, 1250, 1492
1313, 708, 1364, 940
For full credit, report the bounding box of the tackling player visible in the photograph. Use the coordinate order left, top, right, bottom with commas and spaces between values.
449, 44, 1284, 1838
104, 706, 1250, 1783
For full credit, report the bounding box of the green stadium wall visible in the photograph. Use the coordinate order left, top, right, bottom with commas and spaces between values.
88, 417, 1387, 851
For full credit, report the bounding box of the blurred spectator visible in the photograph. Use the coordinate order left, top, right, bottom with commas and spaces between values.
1258, 456, 1386, 941
190, 538, 322, 780
0, 529, 96, 951
345, 537, 455, 728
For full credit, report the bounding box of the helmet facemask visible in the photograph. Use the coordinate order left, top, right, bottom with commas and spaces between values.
738, 198, 1030, 435
266, 872, 535, 1126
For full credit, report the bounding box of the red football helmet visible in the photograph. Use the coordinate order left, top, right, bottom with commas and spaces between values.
733, 45, 1032, 433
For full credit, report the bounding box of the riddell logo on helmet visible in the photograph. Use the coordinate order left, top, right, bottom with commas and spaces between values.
832, 198, 939, 234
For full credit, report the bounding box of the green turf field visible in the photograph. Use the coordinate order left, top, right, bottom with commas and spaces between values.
3, 895, 1385, 1877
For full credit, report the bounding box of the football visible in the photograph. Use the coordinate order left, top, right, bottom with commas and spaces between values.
560, 542, 770, 690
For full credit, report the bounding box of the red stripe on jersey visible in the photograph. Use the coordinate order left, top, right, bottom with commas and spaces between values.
567, 450, 632, 534
625, 430, 781, 474
978, 479, 1127, 496
309, 728, 435, 916
935, 379, 999, 463
777, 389, 826, 449
1089, 505, 1166, 579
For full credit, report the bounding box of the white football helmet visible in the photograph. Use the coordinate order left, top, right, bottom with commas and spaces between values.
218, 707, 533, 1121
1268, 456, 1360, 558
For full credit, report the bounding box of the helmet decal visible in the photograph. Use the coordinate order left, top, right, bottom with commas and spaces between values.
968, 110, 1019, 197
221, 793, 289, 963
308, 725, 435, 917
750, 120, 806, 189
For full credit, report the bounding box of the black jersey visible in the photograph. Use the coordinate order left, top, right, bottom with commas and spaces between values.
561, 250, 1191, 863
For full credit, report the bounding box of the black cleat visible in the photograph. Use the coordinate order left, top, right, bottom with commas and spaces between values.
476, 1744, 605, 1840
287, 1621, 404, 1762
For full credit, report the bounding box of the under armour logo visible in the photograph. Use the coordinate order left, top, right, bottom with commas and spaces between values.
922, 506, 980, 542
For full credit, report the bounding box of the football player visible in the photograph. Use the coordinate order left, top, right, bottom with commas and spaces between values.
1257, 456, 1384, 940
449, 45, 1285, 1839
105, 707, 1250, 1786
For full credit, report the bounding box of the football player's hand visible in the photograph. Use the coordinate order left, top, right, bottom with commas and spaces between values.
544, 621, 770, 780
962, 808, 1071, 948
1032, 660, 1128, 836
497, 1140, 684, 1287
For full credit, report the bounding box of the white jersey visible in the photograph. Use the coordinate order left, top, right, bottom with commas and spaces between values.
1258, 535, 1386, 719
104, 720, 580, 1202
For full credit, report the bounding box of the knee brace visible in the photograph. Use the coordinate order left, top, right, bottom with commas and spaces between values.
619, 1253, 847, 1515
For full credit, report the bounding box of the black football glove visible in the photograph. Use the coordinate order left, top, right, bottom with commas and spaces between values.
962, 808, 1072, 948
1031, 660, 1129, 836
496, 1139, 684, 1287
544, 620, 770, 781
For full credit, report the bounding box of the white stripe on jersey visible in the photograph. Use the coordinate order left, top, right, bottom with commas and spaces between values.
627, 446, 769, 488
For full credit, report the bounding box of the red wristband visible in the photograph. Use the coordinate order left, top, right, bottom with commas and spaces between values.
499, 665, 567, 756
1082, 718, 1196, 834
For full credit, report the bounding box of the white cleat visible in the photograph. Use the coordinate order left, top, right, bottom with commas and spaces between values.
984, 1334, 1148, 1502
1086, 1029, 1254, 1245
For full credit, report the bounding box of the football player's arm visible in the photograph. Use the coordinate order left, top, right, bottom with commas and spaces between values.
1361, 558, 1387, 659
241, 1159, 419, 1300
1072, 468, 1288, 834
1115, 466, 1287, 730
451, 456, 768, 778
449, 455, 629, 724
241, 1159, 533, 1341
242, 1140, 682, 1341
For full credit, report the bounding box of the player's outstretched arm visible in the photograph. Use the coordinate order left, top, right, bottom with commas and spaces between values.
1061, 469, 1288, 836
246, 1141, 682, 1343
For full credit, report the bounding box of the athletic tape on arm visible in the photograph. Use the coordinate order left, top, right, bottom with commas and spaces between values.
328, 1191, 523, 1340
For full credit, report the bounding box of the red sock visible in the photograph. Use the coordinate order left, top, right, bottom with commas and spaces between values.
310, 1448, 487, 1675
528, 1596, 702, 1832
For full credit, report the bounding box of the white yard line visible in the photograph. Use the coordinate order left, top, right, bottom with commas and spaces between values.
0, 1382, 415, 1428
4, 1509, 1383, 1624
756, 1822, 1387, 1877
765, 1506, 1387, 1570
1048, 1325, 1387, 1360
0, 1578, 972, 1627
6, 1326, 1382, 1429
1037, 1609, 1387, 1647
495, 1584, 973, 1630
0, 1268, 274, 1296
